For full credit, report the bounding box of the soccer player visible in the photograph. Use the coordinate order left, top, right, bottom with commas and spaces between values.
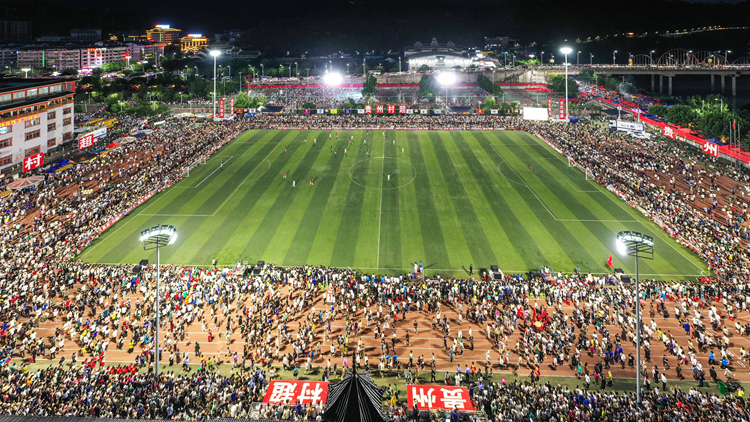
310, 178, 314, 185
283, 172, 287, 179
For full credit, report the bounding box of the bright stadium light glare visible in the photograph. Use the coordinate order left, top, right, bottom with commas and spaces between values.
436, 72, 457, 86
323, 72, 343, 85
560, 47, 573, 55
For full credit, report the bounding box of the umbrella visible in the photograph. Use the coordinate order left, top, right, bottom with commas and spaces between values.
6, 175, 44, 190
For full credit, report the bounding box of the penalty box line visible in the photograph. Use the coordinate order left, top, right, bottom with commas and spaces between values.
491, 144, 637, 224
175, 156, 234, 189
493, 141, 601, 194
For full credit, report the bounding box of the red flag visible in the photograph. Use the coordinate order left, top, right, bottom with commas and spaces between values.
607, 254, 614, 268
733, 120, 736, 130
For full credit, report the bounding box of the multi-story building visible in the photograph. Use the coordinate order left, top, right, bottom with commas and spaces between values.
71, 28, 102, 43
146, 25, 181, 45
18, 48, 82, 71
180, 34, 208, 53
0, 78, 76, 173
0, 21, 31, 42
17, 45, 155, 71
0, 50, 17, 70
80, 46, 128, 70
125, 43, 164, 63
404, 38, 467, 59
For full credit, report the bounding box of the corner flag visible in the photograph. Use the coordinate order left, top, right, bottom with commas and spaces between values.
607, 254, 614, 269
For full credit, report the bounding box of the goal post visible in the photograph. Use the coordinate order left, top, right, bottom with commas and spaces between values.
567, 156, 594, 180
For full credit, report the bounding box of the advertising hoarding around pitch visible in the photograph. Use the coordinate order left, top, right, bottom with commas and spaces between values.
523, 107, 549, 121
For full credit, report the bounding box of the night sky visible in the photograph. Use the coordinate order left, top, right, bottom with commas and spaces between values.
3, 0, 749, 53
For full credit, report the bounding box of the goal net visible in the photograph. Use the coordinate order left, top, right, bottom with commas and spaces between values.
567, 156, 594, 180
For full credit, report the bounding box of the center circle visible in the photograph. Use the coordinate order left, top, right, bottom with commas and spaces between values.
348, 157, 417, 190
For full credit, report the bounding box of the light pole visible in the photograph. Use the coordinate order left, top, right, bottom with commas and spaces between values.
613, 50, 617, 65
650, 51, 655, 66
577, 51, 580, 66
139, 224, 178, 379
295, 62, 298, 80
21, 68, 30, 78
227, 65, 231, 94
346, 63, 349, 75
616, 231, 654, 406
363, 58, 367, 75
590, 53, 593, 65
541, 51, 544, 66
210, 50, 221, 119
398, 57, 401, 73
126, 55, 131, 70
561, 47, 572, 120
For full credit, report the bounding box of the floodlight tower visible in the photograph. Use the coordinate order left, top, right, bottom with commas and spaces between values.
139, 225, 178, 378
616, 230, 654, 406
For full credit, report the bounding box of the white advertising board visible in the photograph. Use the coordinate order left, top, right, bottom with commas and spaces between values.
523, 107, 549, 121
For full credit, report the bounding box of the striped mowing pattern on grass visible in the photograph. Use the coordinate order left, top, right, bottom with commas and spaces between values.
78, 129, 709, 279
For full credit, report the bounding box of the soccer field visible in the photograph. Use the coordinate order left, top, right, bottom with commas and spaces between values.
78, 129, 709, 279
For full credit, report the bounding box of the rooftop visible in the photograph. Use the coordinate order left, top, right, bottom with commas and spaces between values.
0, 78, 67, 94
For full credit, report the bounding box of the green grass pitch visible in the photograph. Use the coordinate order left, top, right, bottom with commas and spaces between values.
78, 129, 709, 279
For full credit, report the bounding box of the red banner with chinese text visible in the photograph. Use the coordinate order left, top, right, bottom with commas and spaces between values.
407, 385, 475, 410
262, 381, 329, 405
23, 153, 44, 172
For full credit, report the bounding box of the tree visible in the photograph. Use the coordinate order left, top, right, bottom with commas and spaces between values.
361, 74, 377, 97
417, 74, 440, 98
234, 92, 252, 108
187, 75, 209, 98
547, 74, 578, 99
61, 68, 78, 76
302, 102, 317, 109
418, 65, 431, 72
476, 74, 503, 95
92, 68, 104, 78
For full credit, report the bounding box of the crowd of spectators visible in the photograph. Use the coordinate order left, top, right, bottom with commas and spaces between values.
0, 113, 748, 420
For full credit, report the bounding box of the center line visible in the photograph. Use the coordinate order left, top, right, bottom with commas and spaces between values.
377, 132, 385, 269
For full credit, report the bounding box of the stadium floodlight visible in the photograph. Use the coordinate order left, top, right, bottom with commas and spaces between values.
139, 224, 178, 378
437, 73, 457, 108
210, 50, 221, 120
615, 230, 654, 406
560, 47, 573, 120
436, 72, 457, 86
323, 72, 343, 86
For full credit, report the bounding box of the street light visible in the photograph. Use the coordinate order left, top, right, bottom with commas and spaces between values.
139, 224, 178, 378
560, 47, 572, 120
210, 50, 221, 120
613, 50, 618, 65
21, 68, 30, 78
616, 230, 654, 406
577, 51, 581, 66
125, 55, 131, 69
590, 53, 593, 65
